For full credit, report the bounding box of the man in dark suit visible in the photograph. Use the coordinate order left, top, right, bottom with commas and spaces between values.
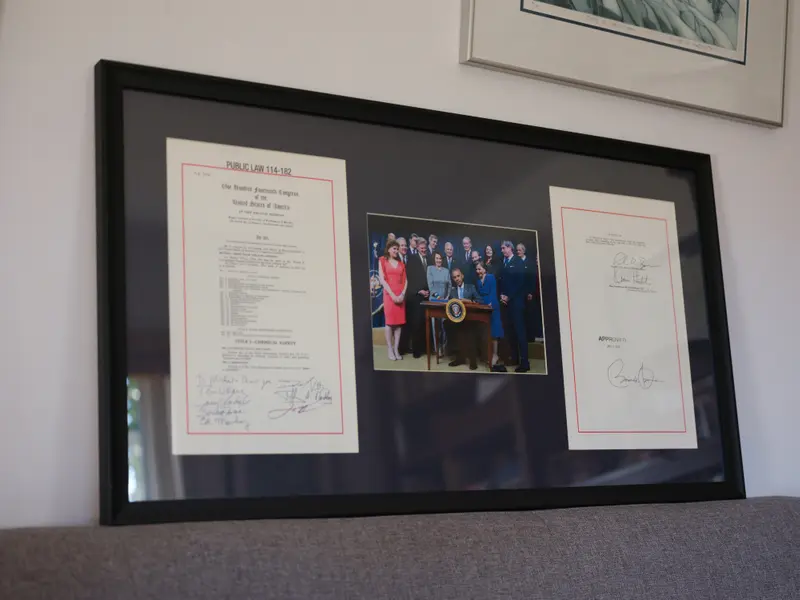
442, 242, 456, 271
459, 236, 474, 270
397, 236, 408, 265
408, 234, 419, 255
517, 243, 542, 342
427, 234, 439, 258
463, 249, 482, 286
498, 241, 531, 372
445, 267, 481, 370
406, 237, 430, 358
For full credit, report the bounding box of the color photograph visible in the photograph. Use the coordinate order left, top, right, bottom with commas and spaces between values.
368, 213, 546, 375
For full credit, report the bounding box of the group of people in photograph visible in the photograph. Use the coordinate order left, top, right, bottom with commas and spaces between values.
376, 230, 539, 373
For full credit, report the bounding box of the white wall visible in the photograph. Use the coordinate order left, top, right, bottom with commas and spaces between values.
1, 0, 798, 528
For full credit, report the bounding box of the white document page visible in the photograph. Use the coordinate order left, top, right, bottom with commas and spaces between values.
166, 138, 358, 455
550, 186, 697, 450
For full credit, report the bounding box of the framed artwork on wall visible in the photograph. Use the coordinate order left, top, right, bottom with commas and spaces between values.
95, 60, 744, 526
459, 0, 789, 127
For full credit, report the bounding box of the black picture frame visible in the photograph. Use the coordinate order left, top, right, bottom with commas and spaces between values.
96, 59, 744, 526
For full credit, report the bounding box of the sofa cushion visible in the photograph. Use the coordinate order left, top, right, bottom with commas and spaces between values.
1, 497, 798, 599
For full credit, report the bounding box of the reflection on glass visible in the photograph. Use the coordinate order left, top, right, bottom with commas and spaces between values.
127, 374, 187, 502
127, 377, 146, 502
125, 368, 724, 502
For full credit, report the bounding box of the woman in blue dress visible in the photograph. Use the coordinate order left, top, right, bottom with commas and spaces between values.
475, 261, 505, 370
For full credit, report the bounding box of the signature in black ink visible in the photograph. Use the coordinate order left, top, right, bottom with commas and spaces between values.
268, 377, 333, 420
612, 252, 657, 270
606, 359, 664, 390
198, 392, 252, 430
611, 252, 659, 286
612, 268, 651, 285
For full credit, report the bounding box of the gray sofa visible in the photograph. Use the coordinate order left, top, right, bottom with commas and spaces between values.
1, 497, 798, 599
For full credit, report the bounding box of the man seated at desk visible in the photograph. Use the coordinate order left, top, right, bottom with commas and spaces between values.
445, 267, 481, 371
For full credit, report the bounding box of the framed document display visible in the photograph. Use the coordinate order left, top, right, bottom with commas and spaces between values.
95, 60, 744, 526
459, 0, 789, 127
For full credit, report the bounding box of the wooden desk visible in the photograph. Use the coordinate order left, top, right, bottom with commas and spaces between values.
422, 301, 493, 371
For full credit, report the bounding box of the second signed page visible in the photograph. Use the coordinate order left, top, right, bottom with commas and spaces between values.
550, 187, 697, 450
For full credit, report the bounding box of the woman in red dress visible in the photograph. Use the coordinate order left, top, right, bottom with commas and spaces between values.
378, 239, 407, 361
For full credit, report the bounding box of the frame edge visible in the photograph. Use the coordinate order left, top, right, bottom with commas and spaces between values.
95, 59, 132, 525
458, 0, 477, 64
95, 59, 113, 525
693, 154, 746, 499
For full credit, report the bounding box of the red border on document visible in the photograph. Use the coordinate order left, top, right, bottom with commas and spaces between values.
181, 163, 345, 436
561, 206, 687, 435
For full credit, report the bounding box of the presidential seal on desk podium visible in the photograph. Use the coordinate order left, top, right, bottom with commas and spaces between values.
445, 298, 466, 323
